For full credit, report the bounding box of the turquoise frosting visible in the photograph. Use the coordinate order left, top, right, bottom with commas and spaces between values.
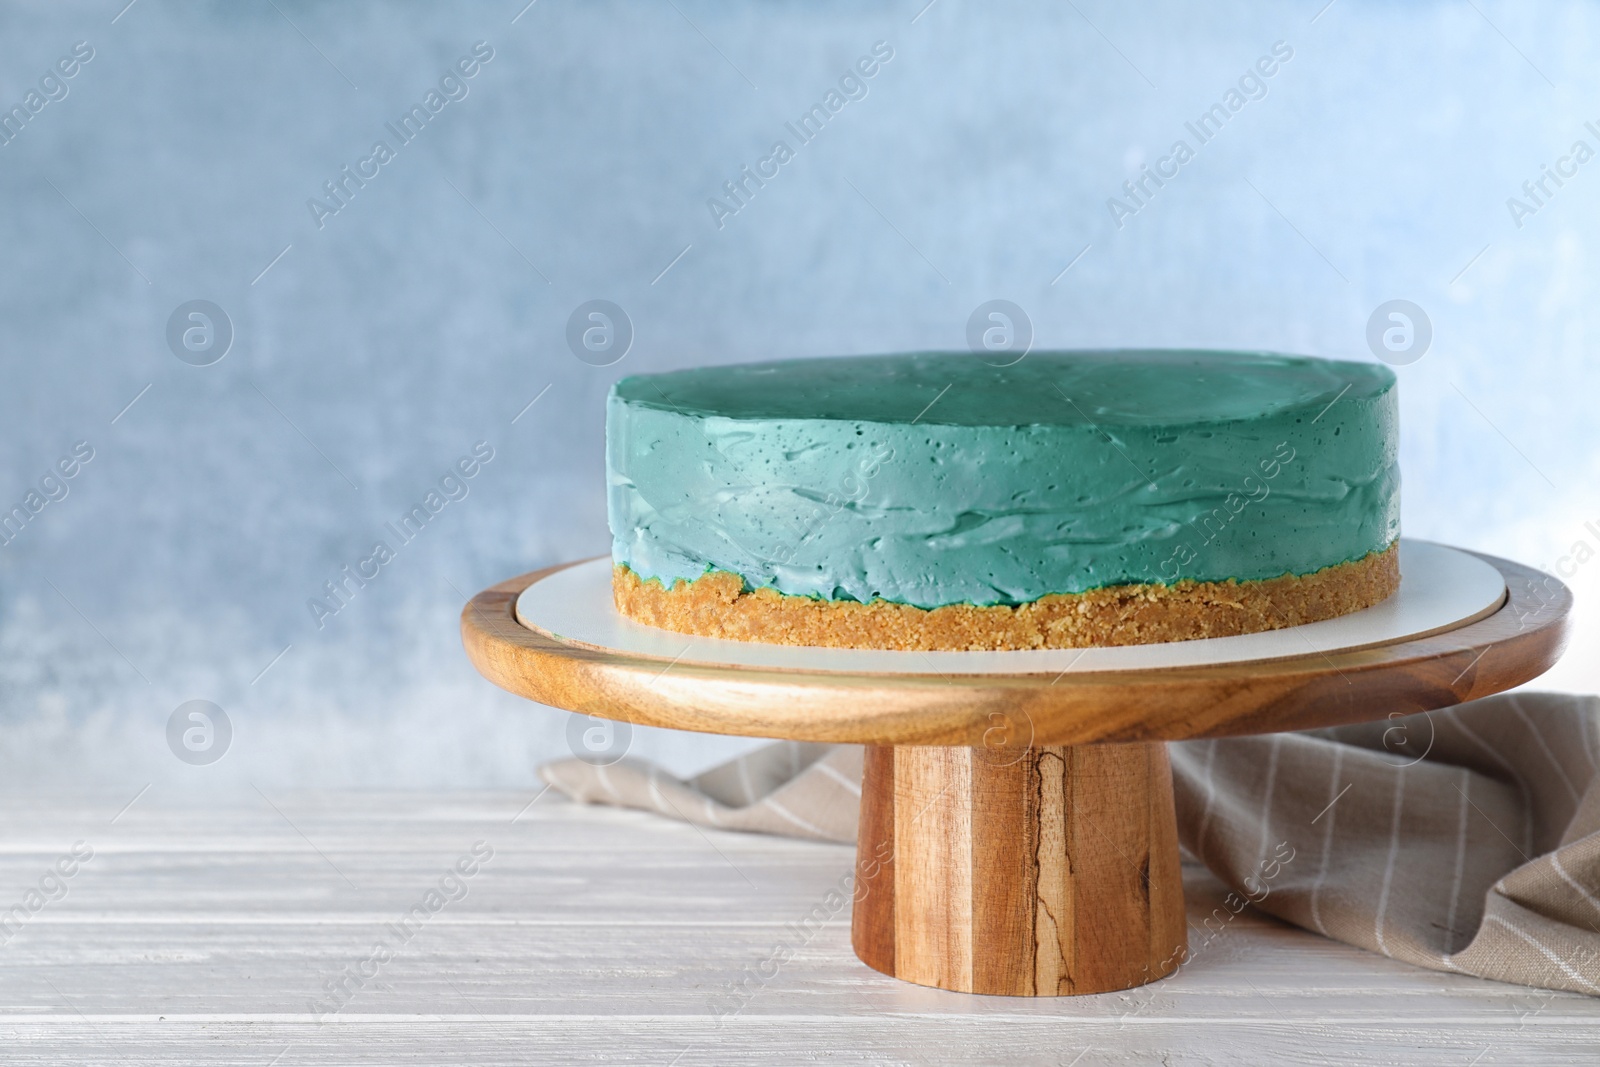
606, 351, 1399, 609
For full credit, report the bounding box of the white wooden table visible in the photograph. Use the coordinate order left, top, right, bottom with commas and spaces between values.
1, 789, 1596, 1065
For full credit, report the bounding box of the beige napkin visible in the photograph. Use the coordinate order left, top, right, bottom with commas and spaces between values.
539, 691, 1600, 995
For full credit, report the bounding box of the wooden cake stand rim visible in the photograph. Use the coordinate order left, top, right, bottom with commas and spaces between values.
460, 548, 1570, 747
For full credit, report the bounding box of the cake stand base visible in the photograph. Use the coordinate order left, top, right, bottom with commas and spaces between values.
852, 742, 1186, 995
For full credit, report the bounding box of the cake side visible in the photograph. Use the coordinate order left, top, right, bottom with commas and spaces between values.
606, 350, 1400, 616
612, 541, 1399, 651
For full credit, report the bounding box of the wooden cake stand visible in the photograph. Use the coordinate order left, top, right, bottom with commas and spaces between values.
461, 542, 1570, 997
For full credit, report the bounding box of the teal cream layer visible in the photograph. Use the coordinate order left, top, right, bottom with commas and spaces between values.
605, 351, 1399, 610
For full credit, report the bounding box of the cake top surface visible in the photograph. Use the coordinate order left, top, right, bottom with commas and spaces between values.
612, 350, 1393, 427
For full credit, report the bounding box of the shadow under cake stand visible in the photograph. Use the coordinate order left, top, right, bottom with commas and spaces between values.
461, 540, 1570, 997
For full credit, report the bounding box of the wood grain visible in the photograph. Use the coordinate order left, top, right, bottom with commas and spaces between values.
852, 743, 1186, 995
461, 549, 1570, 747
850, 745, 896, 977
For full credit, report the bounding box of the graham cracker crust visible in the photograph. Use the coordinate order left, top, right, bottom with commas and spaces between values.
612, 543, 1400, 651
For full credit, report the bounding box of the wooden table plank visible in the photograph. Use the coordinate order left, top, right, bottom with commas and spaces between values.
0, 792, 1594, 1064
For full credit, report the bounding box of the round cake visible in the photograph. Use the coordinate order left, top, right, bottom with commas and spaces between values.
605, 350, 1400, 650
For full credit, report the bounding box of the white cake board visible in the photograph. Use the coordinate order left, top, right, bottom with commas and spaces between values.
515, 539, 1505, 676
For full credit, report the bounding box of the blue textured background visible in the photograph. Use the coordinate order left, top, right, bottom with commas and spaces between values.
1, 0, 1594, 791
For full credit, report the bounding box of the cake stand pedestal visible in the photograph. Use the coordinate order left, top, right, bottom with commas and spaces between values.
461, 546, 1569, 997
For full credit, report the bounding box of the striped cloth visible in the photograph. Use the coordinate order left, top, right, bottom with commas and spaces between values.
538, 691, 1600, 994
